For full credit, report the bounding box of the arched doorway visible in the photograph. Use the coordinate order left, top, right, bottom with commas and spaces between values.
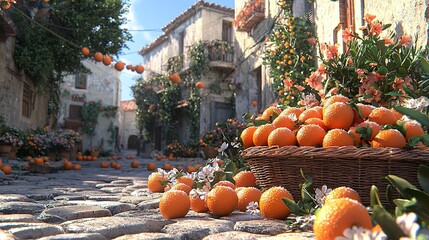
128, 135, 138, 149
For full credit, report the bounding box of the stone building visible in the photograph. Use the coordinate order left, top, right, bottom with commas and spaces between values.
0, 13, 50, 130
139, 1, 235, 146
58, 60, 121, 153
118, 100, 139, 149
233, 0, 429, 118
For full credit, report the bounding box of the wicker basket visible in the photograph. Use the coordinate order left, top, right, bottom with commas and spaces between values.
242, 146, 429, 205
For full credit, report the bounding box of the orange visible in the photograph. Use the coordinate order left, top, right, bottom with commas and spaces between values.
72, 164, 81, 171
236, 187, 262, 212
296, 124, 326, 146
170, 183, 192, 195
261, 106, 282, 121
100, 161, 109, 168
304, 117, 328, 131
63, 161, 73, 170
355, 103, 375, 122
186, 165, 197, 173
268, 127, 296, 147
233, 171, 257, 188
390, 108, 403, 121
113, 163, 122, 169
253, 124, 276, 146
403, 120, 424, 141
323, 102, 355, 130
93, 52, 103, 62
34, 157, 44, 165
163, 163, 172, 171
298, 108, 322, 122
147, 162, 156, 171
176, 176, 194, 188
322, 94, 350, 113
2, 165, 12, 175
322, 129, 355, 147
131, 161, 139, 168
195, 81, 204, 89
102, 55, 112, 66
190, 195, 208, 213
213, 180, 236, 190
372, 224, 383, 233
159, 190, 190, 219
348, 127, 362, 146
251, 101, 258, 107
135, 65, 145, 74
240, 126, 257, 148
371, 129, 406, 148
259, 186, 294, 219
313, 198, 372, 240
115, 61, 125, 71
272, 115, 295, 130
368, 107, 398, 126
206, 186, 238, 216
148, 172, 166, 193
280, 107, 303, 119
356, 121, 382, 141
81, 47, 90, 56
169, 73, 181, 84
325, 186, 361, 203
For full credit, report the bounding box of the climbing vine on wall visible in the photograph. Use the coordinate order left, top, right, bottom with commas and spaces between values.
262, 0, 318, 107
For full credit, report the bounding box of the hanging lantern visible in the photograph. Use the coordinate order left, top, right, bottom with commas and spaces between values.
102, 55, 112, 66
135, 65, 144, 74
115, 61, 125, 71
93, 52, 103, 62
81, 47, 90, 56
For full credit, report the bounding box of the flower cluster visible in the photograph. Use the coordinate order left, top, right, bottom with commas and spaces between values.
47, 129, 81, 151
0, 130, 24, 148
234, 0, 265, 31
199, 118, 246, 148
164, 140, 198, 158
311, 14, 429, 107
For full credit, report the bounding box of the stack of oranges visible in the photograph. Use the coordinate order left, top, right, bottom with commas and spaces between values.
241, 94, 426, 149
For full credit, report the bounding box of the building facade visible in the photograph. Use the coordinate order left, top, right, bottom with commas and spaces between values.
139, 1, 235, 146
118, 100, 139, 149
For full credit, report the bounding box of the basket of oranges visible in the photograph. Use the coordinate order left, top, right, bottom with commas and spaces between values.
240, 95, 429, 205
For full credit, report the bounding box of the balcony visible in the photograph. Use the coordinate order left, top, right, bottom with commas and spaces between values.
206, 40, 234, 71
235, 0, 265, 32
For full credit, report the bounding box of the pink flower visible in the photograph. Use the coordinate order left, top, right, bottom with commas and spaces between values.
343, 27, 354, 42
383, 36, 394, 45
369, 23, 382, 35
295, 85, 305, 91
323, 43, 339, 60
318, 64, 326, 73
356, 69, 365, 76
306, 37, 316, 45
365, 86, 382, 103
364, 14, 376, 24
283, 78, 293, 90
399, 35, 411, 46
392, 77, 405, 90
305, 71, 324, 91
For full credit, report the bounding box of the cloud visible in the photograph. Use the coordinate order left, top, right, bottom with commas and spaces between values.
124, 0, 155, 43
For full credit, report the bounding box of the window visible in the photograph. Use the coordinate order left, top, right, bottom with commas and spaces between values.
22, 82, 32, 118
68, 105, 82, 120
222, 21, 233, 43
178, 31, 185, 55
75, 71, 87, 89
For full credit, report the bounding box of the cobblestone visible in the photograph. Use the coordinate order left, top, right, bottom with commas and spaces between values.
0, 156, 314, 239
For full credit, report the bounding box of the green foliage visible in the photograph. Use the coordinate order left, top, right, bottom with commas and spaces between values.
11, 0, 131, 117
81, 100, 101, 136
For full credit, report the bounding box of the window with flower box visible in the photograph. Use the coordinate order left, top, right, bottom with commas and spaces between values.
235, 0, 265, 32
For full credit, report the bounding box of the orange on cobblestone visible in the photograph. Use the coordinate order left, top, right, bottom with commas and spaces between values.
213, 180, 236, 190
325, 186, 361, 203
272, 115, 295, 130
190, 194, 208, 213
261, 106, 282, 121
233, 171, 257, 187
113, 163, 122, 169
131, 161, 139, 168
100, 161, 109, 168
206, 186, 238, 216
177, 176, 194, 188
259, 186, 294, 219
253, 124, 276, 146
371, 129, 406, 148
186, 165, 197, 173
34, 157, 44, 165
322, 94, 350, 113
268, 127, 296, 147
171, 183, 192, 195
72, 164, 81, 171
368, 107, 398, 126
163, 163, 172, 171
298, 108, 322, 122
356, 121, 382, 141
403, 120, 425, 141
240, 126, 257, 148
323, 129, 355, 147
147, 162, 156, 171
296, 124, 326, 146
159, 190, 190, 219
304, 117, 328, 131
236, 187, 262, 212
313, 198, 372, 240
148, 172, 166, 193
63, 161, 73, 170
323, 102, 355, 130
280, 107, 303, 119
2, 165, 12, 175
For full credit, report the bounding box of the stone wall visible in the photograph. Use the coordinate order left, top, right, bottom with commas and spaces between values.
119, 108, 138, 149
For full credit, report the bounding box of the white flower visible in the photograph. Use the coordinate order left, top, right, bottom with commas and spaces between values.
292, 215, 316, 231
197, 165, 215, 183
157, 168, 168, 178
335, 226, 387, 240
286, 113, 297, 122
396, 212, 420, 239
218, 142, 229, 157
246, 201, 260, 215
402, 96, 429, 112
315, 185, 332, 206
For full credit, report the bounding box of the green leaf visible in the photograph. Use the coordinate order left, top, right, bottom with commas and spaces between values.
282, 197, 306, 216
394, 106, 429, 128
419, 57, 429, 73
377, 66, 388, 75
393, 199, 410, 212
418, 164, 429, 193
356, 126, 372, 141
386, 175, 417, 199
408, 135, 422, 147
372, 205, 407, 239
370, 185, 383, 207
242, 113, 253, 121
254, 119, 268, 126
382, 24, 392, 30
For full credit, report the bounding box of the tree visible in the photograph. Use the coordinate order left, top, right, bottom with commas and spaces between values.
11, 0, 132, 118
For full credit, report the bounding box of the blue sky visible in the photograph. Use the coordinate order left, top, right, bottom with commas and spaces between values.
119, 0, 235, 101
